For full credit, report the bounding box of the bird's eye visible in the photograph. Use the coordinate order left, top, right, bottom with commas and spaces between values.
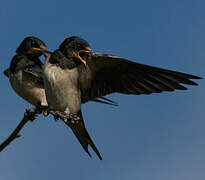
31, 40, 36, 45
31, 40, 39, 47
76, 43, 82, 50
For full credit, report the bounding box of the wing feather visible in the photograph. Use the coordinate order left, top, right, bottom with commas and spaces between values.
79, 51, 201, 102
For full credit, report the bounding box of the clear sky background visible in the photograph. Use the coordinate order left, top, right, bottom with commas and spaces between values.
0, 0, 205, 179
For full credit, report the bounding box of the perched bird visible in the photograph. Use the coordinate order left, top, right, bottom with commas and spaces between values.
42, 36, 201, 160
43, 37, 103, 160
4, 36, 47, 107
4, 36, 118, 108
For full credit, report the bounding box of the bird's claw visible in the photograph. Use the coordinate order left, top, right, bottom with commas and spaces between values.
25, 108, 38, 122
40, 106, 58, 120
52, 111, 80, 124
43, 110, 49, 117
55, 111, 68, 121
36, 105, 49, 115
52, 112, 60, 121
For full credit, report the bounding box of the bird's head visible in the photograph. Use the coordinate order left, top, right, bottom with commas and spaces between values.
16, 36, 46, 57
59, 36, 91, 65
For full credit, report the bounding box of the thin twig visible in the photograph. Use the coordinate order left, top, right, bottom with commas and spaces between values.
0, 108, 38, 152
0, 108, 72, 153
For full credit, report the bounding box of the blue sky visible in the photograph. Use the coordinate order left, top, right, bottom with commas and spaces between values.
0, 0, 205, 179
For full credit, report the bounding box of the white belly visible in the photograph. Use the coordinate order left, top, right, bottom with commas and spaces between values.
43, 63, 81, 113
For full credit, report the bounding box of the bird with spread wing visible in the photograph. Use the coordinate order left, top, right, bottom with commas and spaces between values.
42, 36, 201, 160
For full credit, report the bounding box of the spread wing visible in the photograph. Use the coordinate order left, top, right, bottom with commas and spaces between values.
79, 51, 201, 103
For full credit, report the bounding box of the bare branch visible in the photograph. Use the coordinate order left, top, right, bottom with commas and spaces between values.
0, 108, 38, 152
0, 107, 77, 153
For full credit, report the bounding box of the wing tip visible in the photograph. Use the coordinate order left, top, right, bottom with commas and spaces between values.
190, 75, 202, 80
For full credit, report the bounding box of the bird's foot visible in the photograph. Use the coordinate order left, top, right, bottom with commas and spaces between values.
38, 106, 58, 120
51, 111, 80, 124
25, 108, 38, 122
36, 105, 49, 115
46, 111, 68, 121
50, 110, 63, 121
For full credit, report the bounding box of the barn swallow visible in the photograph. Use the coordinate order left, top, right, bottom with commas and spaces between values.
43, 38, 103, 160
42, 36, 201, 160
4, 36, 47, 107
4, 37, 118, 109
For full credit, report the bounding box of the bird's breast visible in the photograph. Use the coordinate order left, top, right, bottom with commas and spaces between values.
43, 63, 80, 113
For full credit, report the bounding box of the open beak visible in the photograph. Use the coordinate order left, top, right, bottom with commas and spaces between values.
73, 51, 87, 65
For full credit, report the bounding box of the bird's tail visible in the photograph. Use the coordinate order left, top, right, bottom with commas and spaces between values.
63, 111, 102, 160
3, 68, 10, 77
